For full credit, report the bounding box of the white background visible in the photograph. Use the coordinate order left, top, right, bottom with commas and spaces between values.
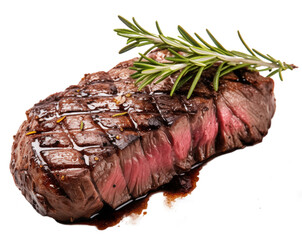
1, 0, 301, 239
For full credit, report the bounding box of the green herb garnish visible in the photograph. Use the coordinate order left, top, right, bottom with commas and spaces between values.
112, 112, 128, 117
114, 16, 297, 98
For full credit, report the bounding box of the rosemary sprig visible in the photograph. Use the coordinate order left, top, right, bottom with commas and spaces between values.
114, 16, 297, 98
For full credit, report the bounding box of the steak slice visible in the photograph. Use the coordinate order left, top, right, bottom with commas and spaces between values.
10, 50, 275, 222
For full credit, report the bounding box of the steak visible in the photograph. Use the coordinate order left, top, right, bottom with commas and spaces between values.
10, 50, 275, 222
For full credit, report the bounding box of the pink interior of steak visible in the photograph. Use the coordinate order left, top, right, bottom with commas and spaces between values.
10, 50, 275, 222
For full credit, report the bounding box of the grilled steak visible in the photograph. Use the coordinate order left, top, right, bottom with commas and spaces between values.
10, 50, 275, 222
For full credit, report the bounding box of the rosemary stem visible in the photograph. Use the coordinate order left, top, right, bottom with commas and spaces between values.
135, 33, 279, 69
115, 16, 297, 97
145, 35, 163, 44
218, 55, 279, 68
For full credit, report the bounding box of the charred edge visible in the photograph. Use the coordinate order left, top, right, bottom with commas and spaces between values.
33, 93, 64, 108
233, 69, 249, 84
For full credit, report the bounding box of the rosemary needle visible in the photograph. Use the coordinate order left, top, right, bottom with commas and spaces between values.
114, 16, 297, 98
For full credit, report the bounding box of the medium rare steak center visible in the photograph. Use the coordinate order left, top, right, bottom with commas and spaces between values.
10, 50, 275, 222
10, 16, 296, 225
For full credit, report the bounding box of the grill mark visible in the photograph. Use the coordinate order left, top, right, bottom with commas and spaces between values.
61, 124, 102, 153
127, 109, 139, 130
32, 140, 104, 156
91, 115, 122, 148
85, 79, 116, 86
151, 94, 165, 124
31, 140, 70, 200
79, 83, 133, 208
32, 139, 51, 170
34, 90, 200, 137
12, 50, 276, 222
45, 165, 89, 171
60, 109, 106, 117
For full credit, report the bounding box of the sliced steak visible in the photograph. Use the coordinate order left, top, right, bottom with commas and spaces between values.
10, 50, 275, 222
141, 129, 175, 188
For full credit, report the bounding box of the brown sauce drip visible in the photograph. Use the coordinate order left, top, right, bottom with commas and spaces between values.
162, 163, 202, 207
66, 163, 204, 230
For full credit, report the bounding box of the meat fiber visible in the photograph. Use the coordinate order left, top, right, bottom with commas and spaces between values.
10, 50, 275, 222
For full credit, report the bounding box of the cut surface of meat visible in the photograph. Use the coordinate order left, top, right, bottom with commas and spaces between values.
10, 50, 275, 222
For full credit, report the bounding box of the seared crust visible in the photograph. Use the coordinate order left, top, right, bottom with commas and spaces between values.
10, 51, 275, 221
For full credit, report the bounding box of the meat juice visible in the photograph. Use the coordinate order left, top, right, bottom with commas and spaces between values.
70, 163, 203, 230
